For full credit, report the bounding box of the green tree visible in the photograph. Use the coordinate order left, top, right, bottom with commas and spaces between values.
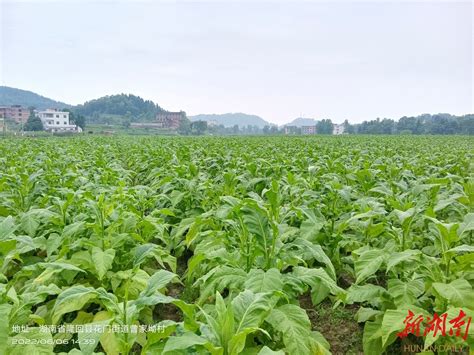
191, 120, 208, 135
24, 111, 44, 131
459, 114, 474, 135
316, 119, 333, 134
73, 114, 86, 129
379, 118, 396, 134
64, 109, 86, 129
178, 116, 191, 135
343, 119, 354, 134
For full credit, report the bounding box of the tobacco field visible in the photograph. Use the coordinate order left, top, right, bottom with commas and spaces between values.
0, 135, 473, 355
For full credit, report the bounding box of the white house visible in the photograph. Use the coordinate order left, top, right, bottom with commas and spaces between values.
36, 109, 82, 132
333, 123, 345, 135
301, 125, 317, 135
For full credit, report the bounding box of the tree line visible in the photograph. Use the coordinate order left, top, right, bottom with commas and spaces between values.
22, 110, 474, 135
349, 114, 473, 135
180, 114, 473, 135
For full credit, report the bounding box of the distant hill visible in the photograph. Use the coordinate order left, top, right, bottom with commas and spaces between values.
189, 113, 271, 128
0, 88, 178, 124
0, 86, 71, 110
286, 117, 317, 127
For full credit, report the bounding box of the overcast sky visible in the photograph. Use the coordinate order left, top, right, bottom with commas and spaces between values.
0, 0, 472, 124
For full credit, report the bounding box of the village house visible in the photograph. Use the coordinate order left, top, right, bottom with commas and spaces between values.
284, 125, 299, 135
333, 123, 345, 135
301, 125, 317, 135
206, 119, 218, 127
36, 109, 81, 132
0, 105, 29, 123
156, 112, 184, 129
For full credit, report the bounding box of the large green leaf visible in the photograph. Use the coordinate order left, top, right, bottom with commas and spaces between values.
242, 203, 272, 248
309, 279, 330, 305
20, 213, 39, 236
363, 321, 383, 354
20, 283, 62, 306
38, 261, 85, 273
45, 233, 62, 257
0, 239, 16, 255
432, 279, 474, 309
354, 249, 386, 284
392, 208, 415, 226
265, 304, 329, 355
142, 320, 178, 353
131, 270, 181, 316
228, 327, 261, 355
19, 209, 58, 237
257, 346, 285, 355
232, 290, 274, 332
447, 244, 474, 254
111, 268, 149, 299
346, 284, 388, 305
458, 213, 474, 237
62, 221, 86, 239
355, 307, 382, 322
141, 269, 179, 296
78, 318, 112, 355
427, 217, 460, 247
293, 266, 345, 296
132, 243, 176, 272
0, 216, 16, 240
35, 262, 86, 284
91, 247, 115, 280
0, 303, 12, 355
52, 285, 98, 324
290, 239, 336, 280
385, 250, 421, 272
196, 266, 247, 303
299, 208, 324, 240
163, 331, 219, 354
388, 279, 424, 307
380, 306, 428, 347
244, 269, 283, 293
93, 311, 121, 355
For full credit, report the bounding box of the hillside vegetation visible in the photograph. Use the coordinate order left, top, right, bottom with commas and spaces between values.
0, 86, 70, 110
74, 94, 166, 123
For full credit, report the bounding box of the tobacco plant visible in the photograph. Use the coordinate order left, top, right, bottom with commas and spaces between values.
0, 135, 472, 354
